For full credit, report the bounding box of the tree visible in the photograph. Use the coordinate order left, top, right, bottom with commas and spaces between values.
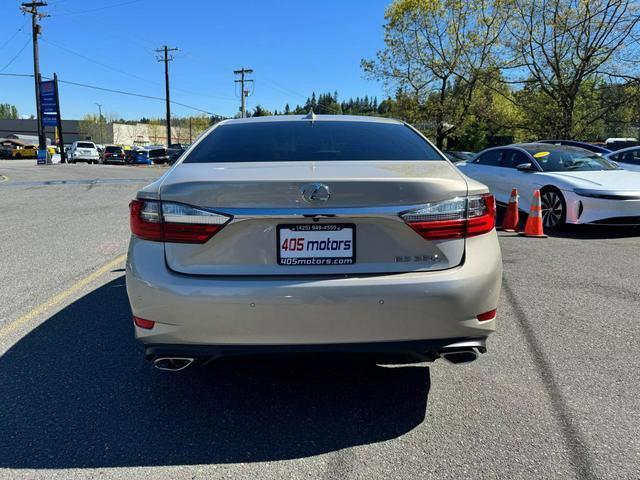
0, 104, 19, 119
506, 0, 640, 138
252, 105, 273, 117
362, 0, 508, 147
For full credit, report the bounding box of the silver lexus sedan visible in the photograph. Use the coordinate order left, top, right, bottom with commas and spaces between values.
126, 114, 502, 371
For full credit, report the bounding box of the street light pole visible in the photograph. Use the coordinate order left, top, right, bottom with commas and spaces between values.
95, 102, 103, 144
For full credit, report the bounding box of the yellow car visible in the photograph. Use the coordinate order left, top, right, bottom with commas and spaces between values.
12, 145, 57, 159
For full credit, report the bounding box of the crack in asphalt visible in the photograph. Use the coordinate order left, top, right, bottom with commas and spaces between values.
502, 276, 597, 480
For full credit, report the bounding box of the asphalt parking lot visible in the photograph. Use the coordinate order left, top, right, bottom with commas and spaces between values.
0, 160, 638, 480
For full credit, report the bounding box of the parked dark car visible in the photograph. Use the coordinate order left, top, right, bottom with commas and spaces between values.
146, 146, 170, 164
101, 145, 126, 164
444, 150, 475, 162
537, 140, 611, 155
0, 144, 12, 159
167, 143, 189, 164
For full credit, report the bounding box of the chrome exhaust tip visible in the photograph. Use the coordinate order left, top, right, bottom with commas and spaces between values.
153, 357, 195, 372
441, 348, 479, 365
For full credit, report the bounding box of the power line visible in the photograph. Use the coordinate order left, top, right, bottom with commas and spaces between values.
57, 78, 218, 115
0, 19, 28, 52
39, 38, 235, 102
0, 72, 222, 116
0, 37, 31, 73
0, 72, 34, 77
50, 0, 145, 16
41, 38, 162, 87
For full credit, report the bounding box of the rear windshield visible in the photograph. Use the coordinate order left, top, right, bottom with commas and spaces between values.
148, 149, 165, 157
105, 146, 122, 153
76, 142, 95, 148
184, 121, 441, 162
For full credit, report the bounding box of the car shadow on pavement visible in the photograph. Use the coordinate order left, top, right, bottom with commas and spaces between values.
545, 224, 640, 239
0, 278, 430, 469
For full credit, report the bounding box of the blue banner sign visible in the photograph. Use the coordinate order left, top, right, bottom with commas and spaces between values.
40, 80, 58, 127
37, 148, 48, 165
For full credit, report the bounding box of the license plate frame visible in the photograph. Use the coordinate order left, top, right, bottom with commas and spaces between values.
277, 223, 356, 266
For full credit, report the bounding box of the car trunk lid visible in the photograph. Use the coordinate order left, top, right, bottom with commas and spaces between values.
158, 161, 470, 276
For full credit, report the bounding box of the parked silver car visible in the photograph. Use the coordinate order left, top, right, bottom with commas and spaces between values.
126, 115, 502, 371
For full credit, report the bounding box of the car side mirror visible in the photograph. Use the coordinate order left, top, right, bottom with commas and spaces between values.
516, 163, 535, 172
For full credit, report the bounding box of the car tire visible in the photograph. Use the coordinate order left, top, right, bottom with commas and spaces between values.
540, 187, 566, 229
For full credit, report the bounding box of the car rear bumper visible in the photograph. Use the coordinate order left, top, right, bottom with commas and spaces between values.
126, 232, 502, 349
150, 156, 170, 164
144, 337, 488, 363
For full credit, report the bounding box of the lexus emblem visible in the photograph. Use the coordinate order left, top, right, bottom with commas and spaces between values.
301, 183, 331, 203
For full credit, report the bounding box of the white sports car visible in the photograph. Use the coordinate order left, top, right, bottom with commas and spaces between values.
604, 146, 640, 172
456, 143, 640, 228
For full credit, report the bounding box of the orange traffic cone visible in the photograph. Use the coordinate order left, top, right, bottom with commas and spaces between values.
499, 188, 520, 232
519, 190, 547, 238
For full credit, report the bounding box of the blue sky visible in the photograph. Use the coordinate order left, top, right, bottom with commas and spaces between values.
0, 0, 390, 120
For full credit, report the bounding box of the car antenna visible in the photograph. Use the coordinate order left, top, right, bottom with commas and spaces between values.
304, 109, 316, 123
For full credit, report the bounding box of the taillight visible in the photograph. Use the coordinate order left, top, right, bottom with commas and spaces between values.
401, 194, 495, 240
476, 309, 497, 321
129, 199, 231, 243
133, 316, 155, 329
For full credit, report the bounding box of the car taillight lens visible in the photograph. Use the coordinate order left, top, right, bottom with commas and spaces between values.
401, 194, 495, 240
129, 199, 231, 243
476, 309, 497, 322
133, 316, 155, 329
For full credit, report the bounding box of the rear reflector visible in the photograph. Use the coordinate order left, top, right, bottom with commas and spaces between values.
401, 194, 495, 240
133, 316, 155, 329
476, 309, 497, 322
130, 199, 231, 243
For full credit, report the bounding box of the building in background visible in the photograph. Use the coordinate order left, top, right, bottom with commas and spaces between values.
0, 119, 207, 146
0, 119, 82, 144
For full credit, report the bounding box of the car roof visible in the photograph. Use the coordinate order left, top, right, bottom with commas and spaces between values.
508, 143, 596, 153
536, 139, 611, 153
606, 145, 640, 154
217, 114, 404, 126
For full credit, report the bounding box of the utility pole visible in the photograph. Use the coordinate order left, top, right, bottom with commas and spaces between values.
53, 73, 66, 163
156, 45, 178, 146
233, 68, 254, 118
95, 103, 103, 144
21, 1, 48, 152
